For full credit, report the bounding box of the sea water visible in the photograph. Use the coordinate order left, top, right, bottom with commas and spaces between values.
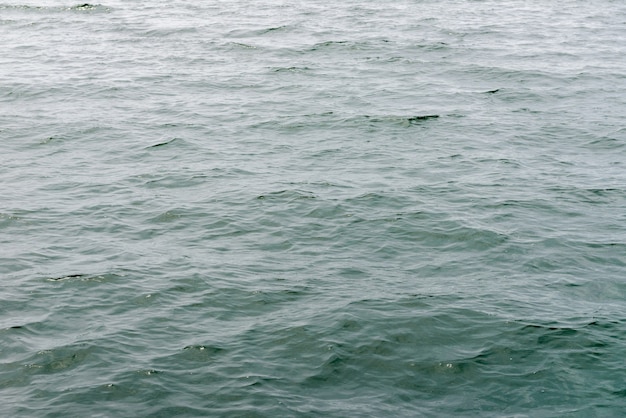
1, 0, 625, 416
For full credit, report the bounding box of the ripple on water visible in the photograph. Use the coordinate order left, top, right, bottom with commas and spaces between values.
2, 0, 626, 416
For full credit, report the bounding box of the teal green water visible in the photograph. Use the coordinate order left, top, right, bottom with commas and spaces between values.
1, 1, 625, 416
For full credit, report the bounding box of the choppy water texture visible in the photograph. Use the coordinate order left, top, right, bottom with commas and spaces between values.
1, 0, 626, 416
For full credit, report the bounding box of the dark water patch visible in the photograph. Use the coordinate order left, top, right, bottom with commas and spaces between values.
226, 41, 257, 49
407, 114, 439, 123
226, 25, 292, 38
0, 3, 109, 13
135, 368, 163, 376
246, 112, 441, 132
46, 273, 87, 282
145, 137, 185, 149
38, 135, 68, 145
256, 189, 317, 201
271, 66, 311, 73
44, 272, 124, 286
262, 25, 288, 33
410, 41, 450, 52
585, 135, 626, 149
309, 40, 348, 51
306, 38, 407, 55
519, 323, 607, 349
547, 185, 626, 205
72, 3, 99, 10
358, 114, 440, 127
0, 318, 53, 338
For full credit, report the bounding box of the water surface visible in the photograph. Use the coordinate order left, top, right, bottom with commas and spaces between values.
1, 1, 625, 416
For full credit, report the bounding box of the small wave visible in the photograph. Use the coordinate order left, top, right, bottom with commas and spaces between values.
256, 189, 317, 201
45, 272, 123, 283
145, 137, 183, 149
72, 3, 98, 10
328, 114, 442, 128
0, 3, 109, 12
226, 25, 291, 38
271, 66, 311, 73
